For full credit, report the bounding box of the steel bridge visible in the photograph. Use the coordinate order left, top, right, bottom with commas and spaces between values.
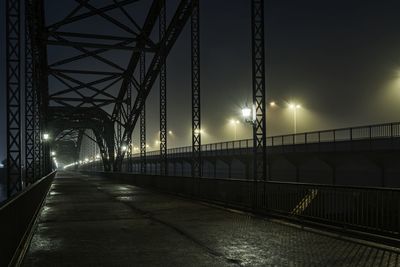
1, 0, 400, 266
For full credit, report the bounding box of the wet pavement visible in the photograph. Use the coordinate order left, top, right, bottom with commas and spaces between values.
23, 172, 400, 266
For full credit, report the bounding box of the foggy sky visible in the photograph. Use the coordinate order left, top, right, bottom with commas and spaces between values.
2, 0, 400, 161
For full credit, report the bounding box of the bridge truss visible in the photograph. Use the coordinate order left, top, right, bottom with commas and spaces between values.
5, 0, 267, 197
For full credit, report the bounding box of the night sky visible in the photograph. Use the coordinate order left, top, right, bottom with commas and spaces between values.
2, 0, 400, 162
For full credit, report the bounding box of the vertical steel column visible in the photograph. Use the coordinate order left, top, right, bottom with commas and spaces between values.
159, 0, 168, 176
191, 0, 201, 177
33, 79, 41, 180
25, 0, 35, 185
117, 111, 122, 161
251, 0, 267, 180
127, 83, 132, 172
140, 51, 146, 174
6, 0, 22, 197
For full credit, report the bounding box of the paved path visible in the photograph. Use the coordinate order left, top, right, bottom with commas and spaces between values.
23, 172, 400, 266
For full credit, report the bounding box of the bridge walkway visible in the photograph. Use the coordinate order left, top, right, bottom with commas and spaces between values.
23, 172, 400, 266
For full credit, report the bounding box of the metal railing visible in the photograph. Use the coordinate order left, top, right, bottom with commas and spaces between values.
131, 121, 400, 158
98, 172, 400, 242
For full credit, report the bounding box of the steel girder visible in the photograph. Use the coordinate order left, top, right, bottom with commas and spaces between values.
6, 0, 22, 196
114, 0, 199, 170
191, 0, 201, 177
159, 0, 167, 176
251, 0, 267, 180
139, 52, 146, 174
25, 0, 35, 185
47, 107, 115, 171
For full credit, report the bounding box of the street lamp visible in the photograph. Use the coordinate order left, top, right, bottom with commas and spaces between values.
241, 106, 252, 121
289, 103, 301, 134
43, 133, 49, 141
229, 119, 240, 140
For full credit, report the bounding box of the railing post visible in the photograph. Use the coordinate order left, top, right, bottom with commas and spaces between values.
350, 128, 353, 141
369, 126, 372, 139
391, 123, 393, 138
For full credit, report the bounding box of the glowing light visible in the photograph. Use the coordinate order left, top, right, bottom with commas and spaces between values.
51, 151, 56, 156
270, 101, 276, 107
43, 133, 49, 140
155, 140, 160, 145
121, 145, 127, 151
84, 158, 89, 162
168, 130, 173, 135
289, 103, 301, 109
230, 119, 240, 124
241, 107, 252, 118
96, 154, 101, 159
194, 129, 203, 134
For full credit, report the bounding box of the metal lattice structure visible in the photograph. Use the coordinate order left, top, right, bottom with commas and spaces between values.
25, 0, 35, 185
5, 0, 267, 199
140, 51, 146, 174
191, 0, 201, 177
251, 0, 267, 180
159, 0, 168, 176
6, 0, 22, 196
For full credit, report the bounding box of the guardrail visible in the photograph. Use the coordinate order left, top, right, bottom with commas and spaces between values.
95, 172, 400, 245
130, 121, 400, 158
0, 171, 56, 267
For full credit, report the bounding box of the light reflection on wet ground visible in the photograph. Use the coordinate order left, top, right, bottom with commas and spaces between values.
23, 172, 400, 267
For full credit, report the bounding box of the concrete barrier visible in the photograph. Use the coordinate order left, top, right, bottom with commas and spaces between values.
0, 171, 56, 267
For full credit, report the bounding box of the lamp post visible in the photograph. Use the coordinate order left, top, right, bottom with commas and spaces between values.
229, 119, 240, 140
289, 103, 301, 134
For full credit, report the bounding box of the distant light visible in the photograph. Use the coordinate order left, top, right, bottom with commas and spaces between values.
79, 160, 83, 164
43, 133, 49, 140
95, 154, 100, 159
168, 130, 173, 135
84, 158, 89, 162
0, 163, 4, 168
51, 151, 56, 156
230, 119, 240, 124
289, 103, 301, 109
121, 145, 127, 151
155, 140, 160, 145
146, 144, 150, 148
194, 129, 203, 135
270, 101, 276, 107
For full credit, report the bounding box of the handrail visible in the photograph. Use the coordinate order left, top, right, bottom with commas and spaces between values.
128, 121, 400, 159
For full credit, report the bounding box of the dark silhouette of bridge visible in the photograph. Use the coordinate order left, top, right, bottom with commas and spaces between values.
1, 0, 400, 266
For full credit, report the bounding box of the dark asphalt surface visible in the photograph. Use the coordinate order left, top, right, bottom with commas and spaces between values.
23, 172, 400, 266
